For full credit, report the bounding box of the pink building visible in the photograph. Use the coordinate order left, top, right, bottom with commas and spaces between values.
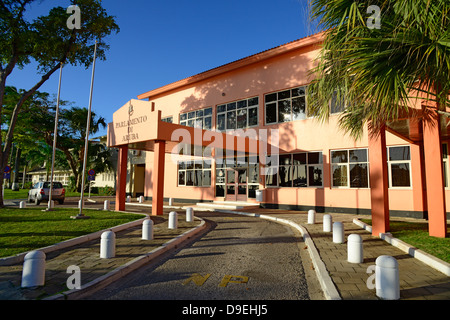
108, 33, 448, 238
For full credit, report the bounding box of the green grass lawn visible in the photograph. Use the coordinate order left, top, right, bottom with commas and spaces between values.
0, 207, 143, 258
3, 188, 30, 199
361, 219, 450, 263
2, 188, 90, 200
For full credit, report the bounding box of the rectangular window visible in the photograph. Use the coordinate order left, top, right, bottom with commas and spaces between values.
180, 107, 213, 130
443, 143, 448, 188
178, 159, 211, 187
217, 97, 259, 131
387, 146, 411, 188
162, 116, 173, 123
265, 166, 278, 187
292, 165, 307, 187
331, 148, 369, 188
265, 86, 308, 125
266, 152, 323, 188
330, 90, 345, 114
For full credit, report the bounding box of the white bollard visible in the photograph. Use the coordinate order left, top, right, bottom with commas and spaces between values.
186, 207, 194, 222
139, 196, 144, 203
347, 234, 363, 263
103, 200, 110, 211
376, 255, 400, 300
168, 211, 178, 229
307, 209, 316, 224
323, 214, 332, 232
142, 219, 154, 240
126, 195, 131, 203
333, 222, 344, 244
20, 201, 26, 209
100, 231, 116, 259
169, 198, 173, 206
21, 251, 46, 288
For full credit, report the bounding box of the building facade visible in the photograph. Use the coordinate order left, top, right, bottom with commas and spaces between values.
108, 33, 449, 237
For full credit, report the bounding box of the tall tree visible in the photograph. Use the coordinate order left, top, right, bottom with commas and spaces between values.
4, 86, 112, 192
1, 86, 69, 187
56, 106, 111, 192
307, 0, 450, 138
0, 0, 119, 206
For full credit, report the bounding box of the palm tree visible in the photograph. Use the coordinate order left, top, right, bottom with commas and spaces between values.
57, 107, 110, 192
307, 0, 450, 138
307, 0, 450, 237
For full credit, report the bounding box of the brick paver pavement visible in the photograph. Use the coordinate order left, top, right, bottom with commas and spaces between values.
236, 208, 450, 300
0, 212, 201, 300
0, 200, 449, 300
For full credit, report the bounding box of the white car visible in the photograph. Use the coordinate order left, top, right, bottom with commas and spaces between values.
28, 181, 65, 205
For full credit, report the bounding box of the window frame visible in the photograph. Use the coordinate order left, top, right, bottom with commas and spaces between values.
330, 148, 369, 189
330, 89, 346, 115
216, 97, 259, 132
180, 107, 213, 130
443, 143, 449, 189
265, 151, 323, 188
177, 158, 212, 188
264, 86, 308, 125
387, 145, 413, 189
161, 116, 173, 123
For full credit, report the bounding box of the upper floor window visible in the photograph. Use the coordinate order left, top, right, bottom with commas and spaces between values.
180, 107, 213, 130
265, 86, 307, 125
330, 90, 346, 114
217, 97, 259, 131
162, 116, 173, 123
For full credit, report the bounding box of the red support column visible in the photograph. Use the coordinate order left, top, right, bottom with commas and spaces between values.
115, 145, 128, 211
422, 111, 447, 238
152, 140, 166, 216
368, 126, 390, 236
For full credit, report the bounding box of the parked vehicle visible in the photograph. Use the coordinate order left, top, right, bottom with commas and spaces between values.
28, 181, 65, 205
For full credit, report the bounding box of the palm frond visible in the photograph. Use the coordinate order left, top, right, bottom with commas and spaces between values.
307, 0, 450, 138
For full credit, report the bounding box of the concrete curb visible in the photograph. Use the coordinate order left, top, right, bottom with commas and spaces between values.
125, 202, 215, 212
216, 210, 342, 300
0, 211, 149, 267
44, 216, 207, 300
352, 218, 372, 233
353, 218, 450, 277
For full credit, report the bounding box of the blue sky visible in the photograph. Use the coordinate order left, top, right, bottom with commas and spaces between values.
7, 0, 318, 137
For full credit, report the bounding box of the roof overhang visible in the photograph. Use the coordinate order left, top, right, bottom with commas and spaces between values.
386, 104, 450, 144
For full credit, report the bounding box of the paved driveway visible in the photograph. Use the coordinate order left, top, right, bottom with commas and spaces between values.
86, 212, 321, 300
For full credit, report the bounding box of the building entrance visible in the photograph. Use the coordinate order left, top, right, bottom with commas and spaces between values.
215, 155, 259, 201
225, 168, 248, 202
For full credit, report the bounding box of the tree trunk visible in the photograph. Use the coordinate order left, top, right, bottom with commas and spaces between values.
22, 162, 28, 189
0, 61, 63, 206
12, 147, 21, 190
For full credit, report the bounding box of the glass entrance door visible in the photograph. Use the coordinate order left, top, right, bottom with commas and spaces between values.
225, 169, 236, 201
215, 154, 259, 201
236, 168, 247, 201
225, 168, 248, 201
